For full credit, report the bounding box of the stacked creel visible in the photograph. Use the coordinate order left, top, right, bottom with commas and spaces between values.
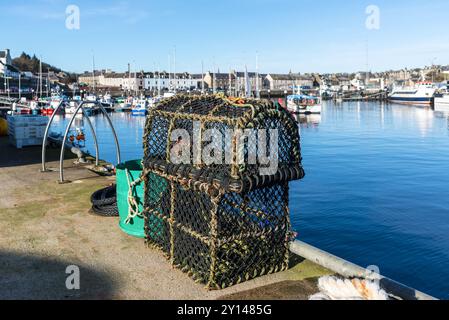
142, 95, 305, 289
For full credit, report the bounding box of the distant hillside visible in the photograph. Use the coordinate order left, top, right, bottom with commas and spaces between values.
12, 52, 77, 84
12, 52, 62, 74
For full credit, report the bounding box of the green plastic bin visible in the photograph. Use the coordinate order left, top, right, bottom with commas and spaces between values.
117, 160, 146, 238
116, 160, 167, 239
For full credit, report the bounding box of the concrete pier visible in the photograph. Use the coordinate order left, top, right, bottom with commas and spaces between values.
0, 136, 332, 300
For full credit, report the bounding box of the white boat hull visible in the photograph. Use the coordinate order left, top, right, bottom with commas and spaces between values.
287, 102, 322, 114
434, 96, 449, 112
298, 104, 322, 114
65, 107, 77, 114
388, 98, 433, 106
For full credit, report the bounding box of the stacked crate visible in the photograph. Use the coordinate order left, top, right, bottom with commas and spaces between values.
7, 115, 48, 149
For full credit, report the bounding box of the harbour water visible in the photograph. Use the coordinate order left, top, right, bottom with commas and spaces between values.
51, 101, 449, 299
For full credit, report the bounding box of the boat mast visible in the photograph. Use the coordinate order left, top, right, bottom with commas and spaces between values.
46, 68, 49, 97
168, 54, 172, 92
213, 59, 216, 95
134, 62, 137, 97
173, 46, 177, 93
234, 69, 237, 97
256, 52, 260, 99
159, 64, 162, 97
39, 56, 43, 98
128, 62, 131, 96
201, 60, 205, 95
228, 67, 232, 97
92, 54, 96, 94
18, 73, 21, 100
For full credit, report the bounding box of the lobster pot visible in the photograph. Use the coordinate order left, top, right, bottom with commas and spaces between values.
143, 95, 305, 289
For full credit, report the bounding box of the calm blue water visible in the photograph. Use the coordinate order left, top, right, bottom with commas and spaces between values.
51, 102, 449, 299
290, 102, 449, 300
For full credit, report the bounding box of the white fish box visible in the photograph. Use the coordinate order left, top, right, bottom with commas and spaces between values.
8, 126, 46, 139
9, 136, 43, 149
7, 115, 48, 149
7, 115, 48, 128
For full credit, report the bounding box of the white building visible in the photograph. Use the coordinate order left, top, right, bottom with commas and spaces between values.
0, 49, 11, 75
99, 73, 126, 88
144, 72, 170, 91
122, 73, 144, 92
78, 71, 102, 87
173, 73, 197, 90
0, 49, 20, 78
144, 72, 197, 91
78, 69, 198, 92
264, 73, 315, 90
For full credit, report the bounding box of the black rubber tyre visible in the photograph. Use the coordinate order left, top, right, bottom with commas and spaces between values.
91, 203, 119, 217
90, 185, 117, 207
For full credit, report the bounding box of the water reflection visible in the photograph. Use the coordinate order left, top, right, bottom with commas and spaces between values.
434, 111, 449, 133
295, 114, 322, 129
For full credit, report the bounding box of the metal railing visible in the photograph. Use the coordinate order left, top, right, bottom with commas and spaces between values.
41, 101, 121, 183
290, 240, 436, 300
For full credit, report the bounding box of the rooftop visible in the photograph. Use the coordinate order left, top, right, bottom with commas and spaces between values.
268, 74, 314, 81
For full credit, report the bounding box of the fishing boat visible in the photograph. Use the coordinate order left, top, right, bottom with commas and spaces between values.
115, 97, 133, 112
388, 82, 437, 106
63, 96, 81, 114
65, 101, 78, 114
100, 93, 114, 112
286, 94, 322, 114
66, 102, 95, 117
434, 93, 449, 112
84, 94, 98, 102
131, 98, 149, 116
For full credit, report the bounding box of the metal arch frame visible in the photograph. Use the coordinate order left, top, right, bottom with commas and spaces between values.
42, 101, 100, 172
42, 100, 66, 172
59, 101, 121, 183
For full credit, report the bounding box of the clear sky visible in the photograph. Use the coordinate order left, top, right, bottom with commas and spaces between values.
1, 0, 448, 74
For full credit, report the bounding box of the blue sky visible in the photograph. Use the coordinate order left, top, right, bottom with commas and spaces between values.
1, 0, 448, 74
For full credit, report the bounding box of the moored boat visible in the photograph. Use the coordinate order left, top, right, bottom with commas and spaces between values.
99, 93, 114, 112
287, 94, 322, 114
131, 98, 149, 116
434, 93, 449, 112
115, 97, 133, 112
388, 82, 436, 106
65, 101, 79, 114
